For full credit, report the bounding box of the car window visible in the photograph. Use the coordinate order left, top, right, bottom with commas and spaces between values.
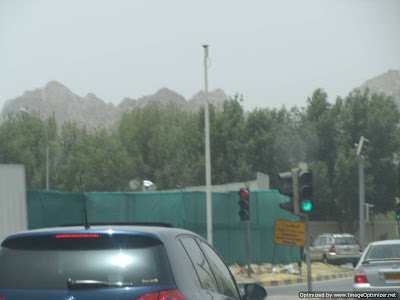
180, 237, 219, 293
199, 241, 240, 299
320, 237, 327, 246
0, 234, 174, 290
335, 237, 358, 245
366, 244, 400, 260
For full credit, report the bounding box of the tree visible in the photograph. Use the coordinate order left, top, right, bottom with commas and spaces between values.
365, 93, 400, 212
54, 124, 134, 192
118, 103, 204, 190
0, 113, 57, 189
210, 95, 251, 184
330, 89, 400, 228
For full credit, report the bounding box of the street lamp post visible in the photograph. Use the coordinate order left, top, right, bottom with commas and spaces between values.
203, 44, 213, 245
358, 154, 365, 248
20, 107, 49, 191
356, 136, 369, 249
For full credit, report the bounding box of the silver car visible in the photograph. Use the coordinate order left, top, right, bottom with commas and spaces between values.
353, 239, 400, 292
306, 233, 362, 266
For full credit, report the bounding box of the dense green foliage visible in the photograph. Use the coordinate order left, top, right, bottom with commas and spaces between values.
0, 89, 399, 223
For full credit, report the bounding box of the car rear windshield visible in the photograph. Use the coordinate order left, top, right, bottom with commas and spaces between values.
0, 233, 174, 290
334, 237, 358, 245
365, 244, 400, 260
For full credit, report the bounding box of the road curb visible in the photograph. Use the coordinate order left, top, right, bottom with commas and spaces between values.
237, 270, 354, 287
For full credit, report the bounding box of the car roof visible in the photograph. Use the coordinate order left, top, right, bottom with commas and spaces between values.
2, 224, 200, 244
321, 233, 355, 238
366, 239, 400, 246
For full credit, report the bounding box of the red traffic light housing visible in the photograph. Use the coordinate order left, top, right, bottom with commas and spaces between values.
238, 188, 250, 221
239, 188, 249, 199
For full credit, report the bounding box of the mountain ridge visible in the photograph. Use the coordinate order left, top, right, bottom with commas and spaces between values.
356, 69, 400, 104
1, 82, 228, 131
1, 69, 399, 130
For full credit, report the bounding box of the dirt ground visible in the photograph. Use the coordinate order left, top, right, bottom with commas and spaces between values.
230, 262, 354, 284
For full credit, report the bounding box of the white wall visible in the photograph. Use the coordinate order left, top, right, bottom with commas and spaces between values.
183, 172, 270, 192
0, 164, 27, 242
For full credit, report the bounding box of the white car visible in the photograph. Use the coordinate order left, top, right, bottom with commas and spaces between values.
305, 233, 362, 266
353, 239, 400, 292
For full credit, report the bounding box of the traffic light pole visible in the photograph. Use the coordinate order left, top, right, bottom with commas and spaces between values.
305, 215, 312, 292
246, 220, 252, 278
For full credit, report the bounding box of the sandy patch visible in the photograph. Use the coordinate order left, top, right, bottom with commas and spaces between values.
230, 262, 354, 283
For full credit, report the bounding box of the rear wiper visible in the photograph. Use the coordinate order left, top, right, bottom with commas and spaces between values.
67, 278, 134, 289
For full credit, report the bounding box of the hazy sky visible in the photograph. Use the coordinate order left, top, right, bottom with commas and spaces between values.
0, 0, 399, 111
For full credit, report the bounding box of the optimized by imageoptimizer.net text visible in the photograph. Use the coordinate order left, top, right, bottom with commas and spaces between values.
299, 292, 398, 299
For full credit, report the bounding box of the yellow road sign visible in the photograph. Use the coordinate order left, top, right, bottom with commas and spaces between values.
273, 219, 305, 247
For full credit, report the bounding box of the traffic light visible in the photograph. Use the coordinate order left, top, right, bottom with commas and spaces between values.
238, 188, 250, 221
277, 170, 297, 214
395, 201, 400, 221
298, 170, 313, 214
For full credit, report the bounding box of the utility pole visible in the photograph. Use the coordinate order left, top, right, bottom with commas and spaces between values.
203, 44, 212, 245
358, 154, 365, 248
356, 136, 369, 249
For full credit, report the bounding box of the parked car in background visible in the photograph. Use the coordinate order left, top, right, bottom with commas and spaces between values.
354, 239, 400, 292
304, 233, 362, 266
0, 223, 267, 300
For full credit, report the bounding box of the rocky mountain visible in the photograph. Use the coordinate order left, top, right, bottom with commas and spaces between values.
1, 81, 228, 131
118, 88, 227, 113
2, 70, 399, 130
356, 69, 400, 108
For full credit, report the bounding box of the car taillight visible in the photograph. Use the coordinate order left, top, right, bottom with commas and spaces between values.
359, 244, 363, 253
329, 245, 335, 253
137, 290, 186, 300
354, 268, 368, 283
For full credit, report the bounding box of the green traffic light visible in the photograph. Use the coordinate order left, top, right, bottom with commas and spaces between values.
301, 200, 312, 212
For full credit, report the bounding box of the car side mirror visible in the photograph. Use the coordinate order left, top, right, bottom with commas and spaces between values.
243, 283, 268, 300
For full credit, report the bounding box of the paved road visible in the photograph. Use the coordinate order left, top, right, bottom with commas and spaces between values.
265, 277, 353, 299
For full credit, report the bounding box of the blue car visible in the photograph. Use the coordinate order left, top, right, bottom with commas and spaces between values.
0, 223, 267, 300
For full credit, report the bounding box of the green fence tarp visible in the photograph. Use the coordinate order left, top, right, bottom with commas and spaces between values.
26, 189, 301, 265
